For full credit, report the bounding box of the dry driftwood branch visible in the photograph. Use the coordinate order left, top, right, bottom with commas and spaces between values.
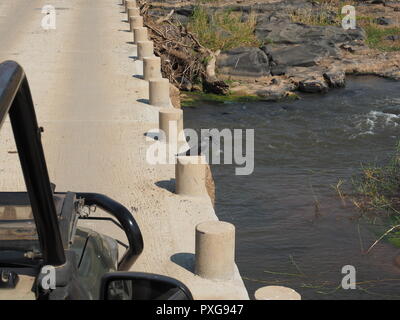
206, 50, 220, 78
365, 224, 400, 254
140, 0, 229, 94
156, 9, 174, 24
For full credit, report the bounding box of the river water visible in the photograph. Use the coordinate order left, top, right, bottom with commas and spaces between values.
183, 76, 400, 300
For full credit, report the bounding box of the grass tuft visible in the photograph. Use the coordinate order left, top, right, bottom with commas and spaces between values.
288, 2, 342, 26
187, 6, 261, 52
363, 24, 400, 52
353, 142, 400, 216
351, 142, 400, 248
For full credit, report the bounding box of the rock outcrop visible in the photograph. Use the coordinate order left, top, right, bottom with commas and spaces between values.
143, 0, 400, 101
216, 47, 270, 78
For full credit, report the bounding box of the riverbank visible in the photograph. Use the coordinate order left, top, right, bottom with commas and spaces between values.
141, 0, 400, 101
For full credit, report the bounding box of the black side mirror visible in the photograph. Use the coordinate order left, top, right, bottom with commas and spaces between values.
100, 272, 194, 300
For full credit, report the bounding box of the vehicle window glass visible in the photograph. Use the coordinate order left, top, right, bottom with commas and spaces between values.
0, 118, 40, 256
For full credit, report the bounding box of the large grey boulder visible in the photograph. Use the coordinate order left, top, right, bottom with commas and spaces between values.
147, 4, 195, 24
386, 35, 400, 41
374, 17, 393, 25
298, 79, 329, 93
323, 71, 346, 88
256, 22, 365, 45
257, 22, 365, 72
262, 43, 339, 67
216, 47, 270, 78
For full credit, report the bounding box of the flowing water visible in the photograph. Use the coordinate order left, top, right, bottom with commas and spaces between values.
183, 76, 400, 300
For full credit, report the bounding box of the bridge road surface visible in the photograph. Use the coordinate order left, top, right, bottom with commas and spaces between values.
0, 0, 249, 299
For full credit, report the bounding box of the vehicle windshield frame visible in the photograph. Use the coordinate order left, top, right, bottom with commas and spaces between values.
0, 61, 65, 266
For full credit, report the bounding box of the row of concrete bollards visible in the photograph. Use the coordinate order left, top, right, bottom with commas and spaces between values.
122, 0, 301, 300
124, 0, 205, 198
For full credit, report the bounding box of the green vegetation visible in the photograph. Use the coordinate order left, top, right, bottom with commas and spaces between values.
351, 142, 400, 248
353, 142, 400, 216
181, 91, 262, 107
181, 90, 299, 107
187, 6, 261, 52
285, 92, 300, 101
288, 3, 342, 26
363, 25, 400, 52
288, 1, 357, 27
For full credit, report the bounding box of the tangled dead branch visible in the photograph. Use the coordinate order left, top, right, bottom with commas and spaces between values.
138, 1, 229, 94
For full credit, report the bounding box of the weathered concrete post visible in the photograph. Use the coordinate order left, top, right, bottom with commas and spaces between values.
125, 0, 136, 11
149, 78, 170, 107
133, 27, 148, 44
127, 8, 140, 22
159, 108, 183, 145
130, 16, 143, 34
143, 56, 162, 81
175, 156, 207, 197
137, 41, 154, 60
255, 286, 301, 300
195, 221, 235, 280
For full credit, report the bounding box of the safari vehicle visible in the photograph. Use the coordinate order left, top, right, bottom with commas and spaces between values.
0, 61, 193, 300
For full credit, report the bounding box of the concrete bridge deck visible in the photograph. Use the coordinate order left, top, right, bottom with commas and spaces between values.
0, 0, 248, 299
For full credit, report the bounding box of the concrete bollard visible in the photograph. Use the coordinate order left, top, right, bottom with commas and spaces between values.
125, 0, 136, 11
195, 221, 235, 280
143, 56, 162, 81
159, 108, 183, 145
129, 16, 143, 34
137, 41, 154, 60
149, 78, 170, 107
133, 27, 148, 44
175, 155, 208, 197
127, 8, 140, 22
255, 286, 301, 300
